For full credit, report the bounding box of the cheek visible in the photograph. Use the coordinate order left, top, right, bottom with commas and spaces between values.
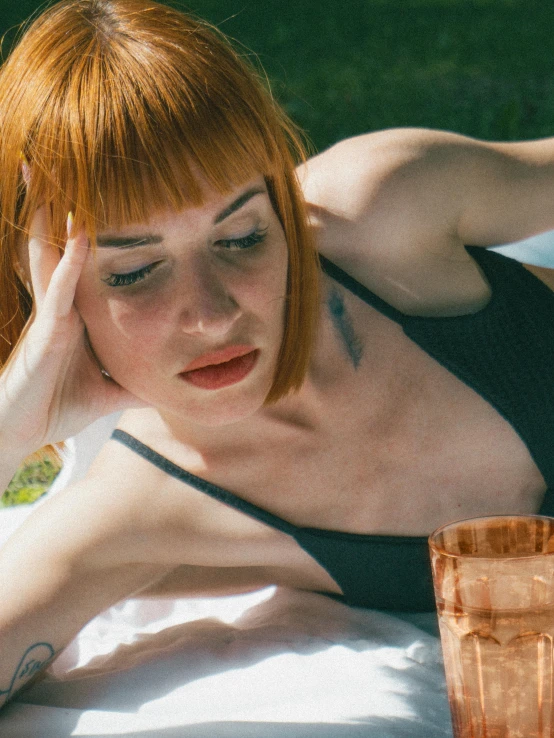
103, 300, 173, 357
76, 283, 172, 367
245, 236, 289, 315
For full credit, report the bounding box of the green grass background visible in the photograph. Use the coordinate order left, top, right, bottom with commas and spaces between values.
2, 0, 553, 504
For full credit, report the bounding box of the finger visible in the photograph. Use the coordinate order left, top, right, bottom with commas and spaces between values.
43, 223, 89, 318
20, 152, 31, 187
28, 206, 60, 310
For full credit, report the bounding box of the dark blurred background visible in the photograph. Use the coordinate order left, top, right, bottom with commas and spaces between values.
1, 0, 553, 154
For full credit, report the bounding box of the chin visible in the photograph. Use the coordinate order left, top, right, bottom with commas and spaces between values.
189, 403, 262, 428
155, 375, 272, 429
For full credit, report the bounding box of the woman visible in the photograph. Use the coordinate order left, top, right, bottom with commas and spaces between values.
1, 0, 554, 707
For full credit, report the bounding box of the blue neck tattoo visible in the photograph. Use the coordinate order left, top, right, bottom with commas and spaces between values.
328, 287, 363, 368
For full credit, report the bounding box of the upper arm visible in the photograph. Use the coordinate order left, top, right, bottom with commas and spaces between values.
80, 431, 284, 569
299, 128, 554, 260
0, 475, 174, 616
452, 136, 554, 246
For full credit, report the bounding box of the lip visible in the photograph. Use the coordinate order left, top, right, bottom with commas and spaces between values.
179, 347, 259, 390
182, 345, 256, 372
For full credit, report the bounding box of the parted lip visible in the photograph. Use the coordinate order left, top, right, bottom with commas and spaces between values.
181, 345, 256, 373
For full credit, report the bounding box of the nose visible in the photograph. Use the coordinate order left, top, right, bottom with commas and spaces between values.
177, 260, 241, 338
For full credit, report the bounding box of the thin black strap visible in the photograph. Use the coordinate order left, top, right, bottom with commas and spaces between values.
318, 253, 405, 324
111, 429, 300, 537
319, 246, 520, 325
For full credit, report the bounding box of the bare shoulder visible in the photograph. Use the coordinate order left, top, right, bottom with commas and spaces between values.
297, 128, 463, 206
297, 129, 554, 309
298, 130, 484, 313
298, 129, 554, 257
2, 441, 161, 570
76, 410, 285, 570
3, 442, 230, 580
296, 129, 474, 272
297, 128, 472, 221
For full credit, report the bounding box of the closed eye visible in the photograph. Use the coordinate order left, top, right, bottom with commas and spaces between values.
216, 228, 268, 251
102, 262, 160, 288
102, 228, 268, 288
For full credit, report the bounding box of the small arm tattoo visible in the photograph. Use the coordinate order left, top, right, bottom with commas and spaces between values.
0, 642, 56, 700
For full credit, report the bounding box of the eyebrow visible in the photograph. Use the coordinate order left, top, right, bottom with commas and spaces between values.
95, 187, 266, 249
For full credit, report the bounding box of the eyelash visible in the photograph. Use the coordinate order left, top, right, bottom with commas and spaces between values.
102, 228, 268, 288
219, 227, 268, 251
103, 262, 158, 288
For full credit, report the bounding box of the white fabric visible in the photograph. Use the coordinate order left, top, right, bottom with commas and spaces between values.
1, 235, 553, 736
0, 581, 450, 737
491, 229, 554, 267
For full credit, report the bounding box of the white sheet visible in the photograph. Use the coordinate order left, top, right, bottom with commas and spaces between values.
491, 229, 554, 266
2, 235, 552, 737
0, 586, 452, 738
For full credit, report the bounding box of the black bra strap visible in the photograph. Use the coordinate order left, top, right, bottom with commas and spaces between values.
318, 253, 406, 324
319, 247, 506, 325
111, 429, 300, 537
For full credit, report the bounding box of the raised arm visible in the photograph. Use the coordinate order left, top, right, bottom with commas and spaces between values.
300, 128, 554, 258
0, 207, 146, 491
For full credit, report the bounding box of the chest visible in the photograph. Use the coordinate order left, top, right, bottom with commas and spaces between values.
209, 300, 546, 537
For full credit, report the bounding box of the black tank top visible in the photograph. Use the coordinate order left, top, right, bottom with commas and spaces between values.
112, 247, 554, 612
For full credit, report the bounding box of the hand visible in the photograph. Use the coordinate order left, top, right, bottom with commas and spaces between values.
0, 207, 146, 459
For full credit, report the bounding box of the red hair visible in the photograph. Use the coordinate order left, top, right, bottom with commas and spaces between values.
0, 0, 320, 431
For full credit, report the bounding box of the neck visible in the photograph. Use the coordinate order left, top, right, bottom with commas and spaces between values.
152, 276, 412, 453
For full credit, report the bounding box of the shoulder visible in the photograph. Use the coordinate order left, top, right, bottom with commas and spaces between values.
3, 416, 181, 574
68, 411, 283, 569
297, 128, 554, 260
296, 128, 475, 269
298, 129, 490, 313
297, 128, 477, 223
296, 127, 548, 220
10, 436, 166, 569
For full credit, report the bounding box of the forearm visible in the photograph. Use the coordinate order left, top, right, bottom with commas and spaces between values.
0, 533, 167, 710
0, 558, 82, 709
0, 618, 67, 708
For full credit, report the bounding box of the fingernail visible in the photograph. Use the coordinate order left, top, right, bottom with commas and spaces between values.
67, 211, 74, 238
19, 152, 31, 187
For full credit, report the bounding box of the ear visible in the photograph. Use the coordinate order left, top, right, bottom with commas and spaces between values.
14, 260, 32, 294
